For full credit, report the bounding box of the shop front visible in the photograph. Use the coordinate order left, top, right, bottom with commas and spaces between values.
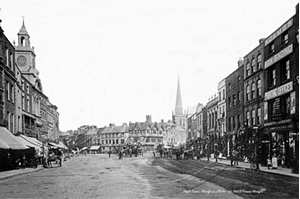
264, 121, 298, 170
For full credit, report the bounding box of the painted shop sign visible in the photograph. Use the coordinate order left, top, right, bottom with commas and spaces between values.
265, 43, 293, 69
265, 81, 293, 101
269, 124, 294, 132
264, 119, 292, 127
290, 91, 296, 114
265, 18, 293, 46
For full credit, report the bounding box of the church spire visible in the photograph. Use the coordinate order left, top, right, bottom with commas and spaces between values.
175, 76, 183, 115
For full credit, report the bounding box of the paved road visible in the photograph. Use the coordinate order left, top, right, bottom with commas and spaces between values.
153, 157, 299, 199
0, 153, 244, 199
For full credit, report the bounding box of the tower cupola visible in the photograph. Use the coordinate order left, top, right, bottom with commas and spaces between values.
17, 18, 30, 47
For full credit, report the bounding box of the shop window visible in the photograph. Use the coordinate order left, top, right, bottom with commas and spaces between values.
282, 95, 291, 118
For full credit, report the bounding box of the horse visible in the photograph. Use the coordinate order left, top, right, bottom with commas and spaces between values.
47, 153, 57, 167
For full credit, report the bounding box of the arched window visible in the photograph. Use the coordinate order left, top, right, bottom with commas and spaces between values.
251, 82, 256, 99
251, 58, 256, 73
257, 54, 262, 69
21, 37, 25, 47
257, 79, 261, 97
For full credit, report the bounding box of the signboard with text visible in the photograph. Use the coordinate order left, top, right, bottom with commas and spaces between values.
264, 44, 293, 69
265, 81, 293, 101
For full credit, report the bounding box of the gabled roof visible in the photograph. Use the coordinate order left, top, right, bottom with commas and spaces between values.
138, 121, 151, 131
96, 127, 105, 135
101, 125, 128, 134
85, 128, 98, 135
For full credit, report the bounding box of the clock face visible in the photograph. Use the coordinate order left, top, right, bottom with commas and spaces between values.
17, 55, 27, 66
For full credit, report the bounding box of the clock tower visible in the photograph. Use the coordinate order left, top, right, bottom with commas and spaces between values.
15, 19, 40, 88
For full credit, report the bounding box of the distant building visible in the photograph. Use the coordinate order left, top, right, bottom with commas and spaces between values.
128, 115, 164, 151
226, 59, 244, 157
206, 95, 218, 154
243, 39, 265, 163
100, 123, 128, 152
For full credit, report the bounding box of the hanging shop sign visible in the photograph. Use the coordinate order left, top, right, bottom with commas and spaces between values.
265, 81, 293, 101
264, 102, 268, 121
264, 43, 293, 69
290, 91, 296, 114
265, 18, 293, 46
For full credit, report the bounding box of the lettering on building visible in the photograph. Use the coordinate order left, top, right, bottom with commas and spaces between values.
265, 44, 293, 69
265, 81, 293, 101
265, 18, 293, 46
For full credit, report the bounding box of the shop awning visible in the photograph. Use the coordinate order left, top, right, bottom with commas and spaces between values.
15, 136, 40, 150
80, 147, 88, 151
0, 127, 28, 150
57, 141, 68, 149
20, 135, 43, 148
48, 142, 61, 148
89, 145, 100, 150
0, 139, 10, 149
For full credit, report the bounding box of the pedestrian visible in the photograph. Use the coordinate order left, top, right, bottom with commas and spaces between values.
230, 150, 234, 166
57, 149, 63, 167
267, 155, 272, 169
153, 150, 155, 157
233, 150, 239, 166
214, 150, 218, 162
108, 150, 111, 158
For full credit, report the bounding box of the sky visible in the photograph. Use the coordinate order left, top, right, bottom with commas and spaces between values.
0, 0, 298, 131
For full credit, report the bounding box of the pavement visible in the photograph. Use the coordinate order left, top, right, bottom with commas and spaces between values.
0, 155, 298, 180
0, 165, 44, 180
199, 157, 299, 178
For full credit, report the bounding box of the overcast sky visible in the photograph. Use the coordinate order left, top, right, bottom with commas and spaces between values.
1, 0, 298, 131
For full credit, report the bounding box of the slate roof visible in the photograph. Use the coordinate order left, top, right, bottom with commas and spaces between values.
85, 128, 98, 135
100, 125, 128, 134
